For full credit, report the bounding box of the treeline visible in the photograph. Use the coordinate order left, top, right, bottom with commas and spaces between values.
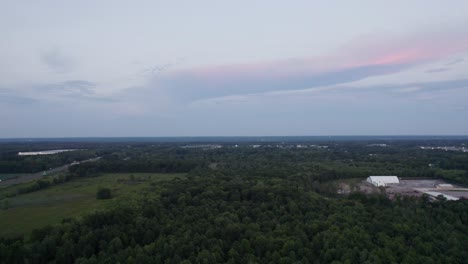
2, 140, 468, 183
1, 174, 466, 263
67, 143, 468, 185
0, 150, 98, 174
195, 146, 467, 184
5, 141, 466, 201
69, 159, 200, 177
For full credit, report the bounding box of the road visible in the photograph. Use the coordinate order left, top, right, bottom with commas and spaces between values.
0, 157, 101, 188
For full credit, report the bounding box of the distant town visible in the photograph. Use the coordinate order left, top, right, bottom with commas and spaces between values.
419, 146, 467, 152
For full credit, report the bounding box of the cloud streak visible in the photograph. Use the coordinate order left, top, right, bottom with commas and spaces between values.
445, 58, 464, 66
37, 80, 117, 102
1, 80, 117, 107
425, 67, 451, 73
42, 80, 96, 96
160, 63, 410, 102
193, 78, 468, 106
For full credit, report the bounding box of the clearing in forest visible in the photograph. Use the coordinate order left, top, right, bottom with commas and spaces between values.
0, 173, 184, 237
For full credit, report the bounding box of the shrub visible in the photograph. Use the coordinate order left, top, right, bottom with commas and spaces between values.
96, 188, 112, 199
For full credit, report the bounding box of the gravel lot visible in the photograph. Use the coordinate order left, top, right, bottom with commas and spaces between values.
385, 179, 467, 200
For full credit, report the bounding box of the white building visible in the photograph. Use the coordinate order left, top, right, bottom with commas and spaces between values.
366, 176, 399, 187
18, 149, 77, 156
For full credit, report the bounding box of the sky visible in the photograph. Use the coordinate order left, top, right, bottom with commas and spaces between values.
1, 0, 468, 137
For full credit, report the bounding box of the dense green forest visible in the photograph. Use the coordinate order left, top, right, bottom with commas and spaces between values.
0, 139, 467, 263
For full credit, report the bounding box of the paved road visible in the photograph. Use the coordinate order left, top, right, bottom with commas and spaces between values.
0, 157, 101, 188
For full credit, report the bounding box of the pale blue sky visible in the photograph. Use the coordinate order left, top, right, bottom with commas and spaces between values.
1, 1, 468, 137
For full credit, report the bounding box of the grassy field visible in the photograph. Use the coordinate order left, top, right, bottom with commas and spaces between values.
0, 173, 184, 238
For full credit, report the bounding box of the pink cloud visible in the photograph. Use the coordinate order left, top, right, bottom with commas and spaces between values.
346, 31, 468, 67
372, 50, 422, 65
175, 30, 468, 81
155, 30, 468, 101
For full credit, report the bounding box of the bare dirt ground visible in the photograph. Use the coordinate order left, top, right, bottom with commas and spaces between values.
338, 180, 381, 194
384, 179, 442, 199
386, 179, 467, 200
341, 179, 468, 200
357, 181, 381, 194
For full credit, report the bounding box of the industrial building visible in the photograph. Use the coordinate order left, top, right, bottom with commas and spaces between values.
366, 176, 400, 187
18, 149, 77, 156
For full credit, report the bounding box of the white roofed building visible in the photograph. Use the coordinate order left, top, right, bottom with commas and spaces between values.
366, 176, 399, 187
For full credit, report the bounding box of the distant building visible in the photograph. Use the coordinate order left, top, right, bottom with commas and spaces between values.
18, 149, 78, 156
366, 176, 399, 187
366, 144, 387, 147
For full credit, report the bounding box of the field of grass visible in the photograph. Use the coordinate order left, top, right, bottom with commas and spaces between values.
0, 173, 184, 237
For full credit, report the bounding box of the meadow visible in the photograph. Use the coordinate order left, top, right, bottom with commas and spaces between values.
0, 173, 184, 237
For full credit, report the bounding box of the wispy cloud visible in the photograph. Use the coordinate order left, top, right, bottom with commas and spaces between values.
425, 67, 451, 73
40, 48, 75, 73
0, 88, 37, 105
38, 80, 117, 102
2, 80, 117, 107
42, 80, 96, 96
193, 78, 468, 106
445, 58, 464, 66
394, 86, 422, 93
138, 58, 186, 77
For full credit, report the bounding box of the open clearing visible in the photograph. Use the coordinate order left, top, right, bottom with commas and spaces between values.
385, 179, 445, 199
0, 173, 184, 237
386, 179, 468, 200
338, 178, 468, 200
